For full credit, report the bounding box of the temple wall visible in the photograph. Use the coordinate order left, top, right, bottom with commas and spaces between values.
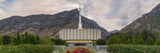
59, 29, 101, 40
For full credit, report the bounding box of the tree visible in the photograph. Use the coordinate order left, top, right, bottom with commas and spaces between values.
136, 35, 144, 44
9, 34, 15, 45
0, 35, 3, 45
21, 34, 25, 44
2, 35, 10, 45
132, 36, 136, 44
156, 37, 160, 45
30, 35, 37, 45
142, 30, 155, 41
96, 39, 106, 45
15, 32, 22, 45
126, 38, 131, 44
145, 37, 154, 45
24, 32, 30, 44
121, 33, 126, 44
36, 35, 40, 44
109, 36, 121, 44
40, 35, 52, 44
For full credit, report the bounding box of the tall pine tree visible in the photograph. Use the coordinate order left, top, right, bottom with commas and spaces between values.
132, 36, 136, 44
36, 35, 40, 44
16, 31, 22, 45
24, 32, 30, 44
9, 34, 15, 45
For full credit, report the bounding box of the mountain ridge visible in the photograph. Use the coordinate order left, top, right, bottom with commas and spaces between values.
0, 9, 109, 38
121, 3, 160, 32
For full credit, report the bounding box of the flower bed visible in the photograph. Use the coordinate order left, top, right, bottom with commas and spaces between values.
67, 47, 95, 53
0, 44, 54, 53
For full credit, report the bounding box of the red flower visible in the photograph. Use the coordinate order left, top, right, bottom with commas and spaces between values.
74, 50, 79, 53
67, 50, 70, 53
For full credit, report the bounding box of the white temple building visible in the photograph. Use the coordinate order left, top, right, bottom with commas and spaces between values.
59, 4, 101, 46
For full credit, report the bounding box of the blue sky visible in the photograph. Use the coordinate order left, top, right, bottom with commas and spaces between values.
0, 0, 160, 31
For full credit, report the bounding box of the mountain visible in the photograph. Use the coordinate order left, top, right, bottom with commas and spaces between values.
121, 4, 160, 32
0, 9, 109, 38
109, 30, 119, 33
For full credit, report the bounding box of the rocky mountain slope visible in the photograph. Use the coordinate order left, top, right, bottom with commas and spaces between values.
0, 9, 109, 38
121, 4, 160, 32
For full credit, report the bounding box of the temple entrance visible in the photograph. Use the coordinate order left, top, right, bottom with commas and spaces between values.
75, 43, 86, 46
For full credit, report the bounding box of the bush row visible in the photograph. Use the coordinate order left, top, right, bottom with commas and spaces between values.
107, 44, 160, 53
0, 45, 54, 53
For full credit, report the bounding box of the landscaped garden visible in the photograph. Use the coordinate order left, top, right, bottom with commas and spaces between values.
0, 32, 64, 53
1, 30, 160, 53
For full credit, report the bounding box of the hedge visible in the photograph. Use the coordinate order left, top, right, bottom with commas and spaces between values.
0, 45, 54, 53
107, 44, 160, 53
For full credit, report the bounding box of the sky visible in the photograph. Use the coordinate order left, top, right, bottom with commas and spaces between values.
0, 0, 160, 31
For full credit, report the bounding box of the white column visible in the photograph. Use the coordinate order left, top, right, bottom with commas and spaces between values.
91, 29, 93, 40
62, 30, 64, 40
78, 29, 80, 40
88, 29, 90, 40
71, 29, 73, 40
81, 29, 83, 40
64, 29, 66, 40
61, 30, 62, 40
74, 29, 76, 40
84, 29, 86, 40
96, 30, 99, 40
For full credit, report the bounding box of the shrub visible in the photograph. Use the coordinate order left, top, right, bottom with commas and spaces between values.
51, 39, 66, 45
96, 39, 106, 45
107, 44, 160, 53
0, 45, 54, 53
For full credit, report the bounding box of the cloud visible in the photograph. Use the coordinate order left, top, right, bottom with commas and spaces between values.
0, 0, 160, 31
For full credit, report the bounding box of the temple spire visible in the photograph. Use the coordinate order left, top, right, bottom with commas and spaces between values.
78, 4, 82, 29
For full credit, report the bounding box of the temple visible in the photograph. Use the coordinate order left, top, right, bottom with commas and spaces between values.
59, 4, 101, 46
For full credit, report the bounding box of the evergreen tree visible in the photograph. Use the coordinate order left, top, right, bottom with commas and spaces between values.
16, 32, 22, 45
9, 34, 15, 45
121, 33, 126, 44
0, 35, 3, 45
126, 38, 131, 44
21, 34, 25, 44
136, 35, 144, 44
36, 35, 40, 44
24, 32, 30, 44
145, 37, 154, 45
30, 35, 37, 45
132, 36, 136, 44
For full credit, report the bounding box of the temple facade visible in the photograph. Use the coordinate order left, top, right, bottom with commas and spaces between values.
59, 4, 101, 46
